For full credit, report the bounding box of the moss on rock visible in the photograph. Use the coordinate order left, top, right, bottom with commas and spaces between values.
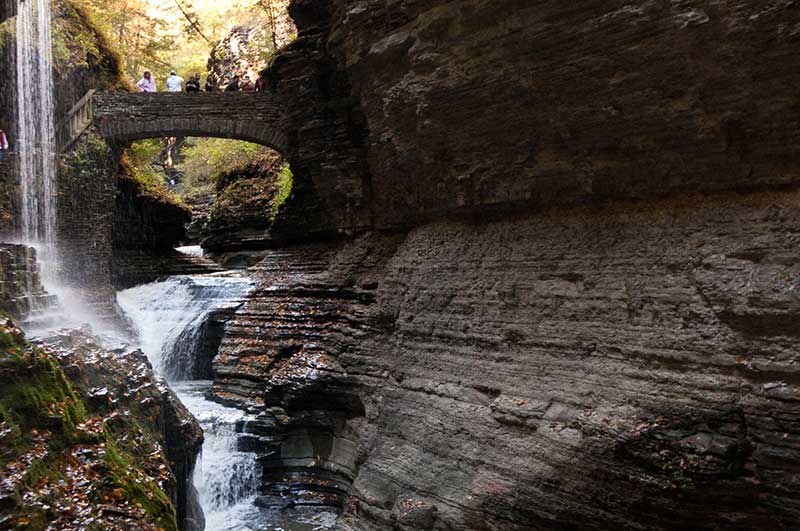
0, 318, 196, 531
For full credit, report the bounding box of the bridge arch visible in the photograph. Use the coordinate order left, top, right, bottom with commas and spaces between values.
92, 92, 290, 154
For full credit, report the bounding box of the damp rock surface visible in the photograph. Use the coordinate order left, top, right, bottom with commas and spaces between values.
215, 189, 800, 530
0, 318, 203, 531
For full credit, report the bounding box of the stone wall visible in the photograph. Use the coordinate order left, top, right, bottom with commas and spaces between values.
93, 92, 289, 151
0, 0, 15, 23
57, 133, 119, 316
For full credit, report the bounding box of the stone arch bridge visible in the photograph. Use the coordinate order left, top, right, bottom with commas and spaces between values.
91, 92, 290, 153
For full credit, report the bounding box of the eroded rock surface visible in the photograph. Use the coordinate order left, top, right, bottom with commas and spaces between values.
0, 319, 203, 531
267, 0, 800, 234
215, 189, 800, 530
0, 244, 55, 322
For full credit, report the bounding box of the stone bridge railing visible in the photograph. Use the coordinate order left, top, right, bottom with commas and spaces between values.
92, 92, 290, 153
58, 89, 95, 152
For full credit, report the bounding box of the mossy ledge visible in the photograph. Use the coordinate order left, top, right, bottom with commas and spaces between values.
0, 318, 202, 531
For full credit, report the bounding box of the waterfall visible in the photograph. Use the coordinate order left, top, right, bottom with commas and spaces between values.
173, 381, 265, 531
116, 274, 271, 530
116, 274, 254, 379
117, 273, 340, 530
16, 0, 58, 281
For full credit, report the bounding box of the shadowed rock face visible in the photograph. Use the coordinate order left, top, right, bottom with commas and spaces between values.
0, 1, 13, 23
285, 0, 800, 231
215, 188, 800, 530
201, 0, 800, 528
0, 244, 56, 321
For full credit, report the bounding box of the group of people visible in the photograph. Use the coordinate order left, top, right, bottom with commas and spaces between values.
136, 69, 268, 93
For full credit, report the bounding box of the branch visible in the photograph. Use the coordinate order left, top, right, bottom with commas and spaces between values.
171, 0, 212, 44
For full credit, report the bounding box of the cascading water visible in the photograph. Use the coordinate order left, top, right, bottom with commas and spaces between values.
118, 273, 338, 531
172, 381, 266, 531
11, 0, 105, 336
16, 0, 58, 280
116, 274, 268, 529
117, 275, 255, 379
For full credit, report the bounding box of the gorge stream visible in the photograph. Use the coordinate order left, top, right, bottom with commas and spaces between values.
116, 273, 338, 531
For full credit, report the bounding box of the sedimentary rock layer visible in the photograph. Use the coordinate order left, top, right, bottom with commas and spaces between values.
271, 0, 800, 233
216, 188, 800, 530
0, 244, 54, 320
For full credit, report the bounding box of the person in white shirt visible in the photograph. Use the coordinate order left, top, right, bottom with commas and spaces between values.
136, 70, 157, 92
166, 71, 184, 92
0, 129, 8, 161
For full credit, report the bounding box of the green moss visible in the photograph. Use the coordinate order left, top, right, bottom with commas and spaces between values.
52, 0, 128, 90
0, 18, 14, 55
103, 437, 179, 531
60, 133, 114, 185
0, 323, 180, 530
270, 163, 293, 218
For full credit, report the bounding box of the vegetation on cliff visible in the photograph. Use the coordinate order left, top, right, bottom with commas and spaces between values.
0, 318, 195, 531
52, 0, 127, 89
72, 0, 293, 82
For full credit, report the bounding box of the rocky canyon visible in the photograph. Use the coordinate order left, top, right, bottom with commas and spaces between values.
2, 0, 800, 530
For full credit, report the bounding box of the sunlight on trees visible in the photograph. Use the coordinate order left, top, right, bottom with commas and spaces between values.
74, 0, 292, 83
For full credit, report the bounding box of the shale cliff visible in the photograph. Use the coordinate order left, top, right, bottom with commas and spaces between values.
210, 1, 800, 529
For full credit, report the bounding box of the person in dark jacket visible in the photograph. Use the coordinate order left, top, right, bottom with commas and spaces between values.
255, 68, 268, 92
185, 74, 201, 92
204, 77, 216, 92
225, 76, 240, 92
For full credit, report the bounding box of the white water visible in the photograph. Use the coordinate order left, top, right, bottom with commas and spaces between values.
173, 381, 267, 531
116, 274, 254, 379
117, 274, 338, 531
116, 275, 268, 529
177, 245, 205, 257
13, 0, 114, 338
16, 0, 58, 281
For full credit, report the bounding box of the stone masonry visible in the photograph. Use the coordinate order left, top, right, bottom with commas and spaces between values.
93, 92, 290, 154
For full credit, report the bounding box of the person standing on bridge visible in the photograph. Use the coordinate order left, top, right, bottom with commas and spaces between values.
185, 74, 201, 92
136, 70, 156, 92
166, 70, 184, 92
225, 75, 241, 92
255, 68, 269, 92
0, 129, 8, 161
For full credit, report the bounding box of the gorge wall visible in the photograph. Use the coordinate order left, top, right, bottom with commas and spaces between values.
268, 0, 800, 234
211, 0, 800, 529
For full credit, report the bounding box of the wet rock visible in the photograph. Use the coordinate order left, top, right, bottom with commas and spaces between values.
36, 328, 204, 531
0, 244, 56, 322
0, 319, 202, 531
215, 188, 800, 530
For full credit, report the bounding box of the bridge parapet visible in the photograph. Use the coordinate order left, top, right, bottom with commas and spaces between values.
92, 92, 289, 153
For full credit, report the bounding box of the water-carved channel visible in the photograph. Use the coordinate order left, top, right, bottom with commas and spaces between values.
116, 273, 338, 530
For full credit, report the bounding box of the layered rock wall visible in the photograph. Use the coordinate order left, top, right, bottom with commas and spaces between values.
0, 244, 54, 320
210, 4, 800, 526
57, 133, 119, 315
324, 0, 800, 229
217, 189, 800, 529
